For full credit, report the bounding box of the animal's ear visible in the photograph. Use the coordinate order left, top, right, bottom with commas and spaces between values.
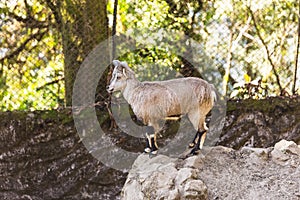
112, 60, 120, 67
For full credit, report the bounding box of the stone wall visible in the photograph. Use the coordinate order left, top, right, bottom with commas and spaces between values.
0, 96, 299, 199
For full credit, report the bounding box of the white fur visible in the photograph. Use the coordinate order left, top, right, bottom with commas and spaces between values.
107, 60, 216, 150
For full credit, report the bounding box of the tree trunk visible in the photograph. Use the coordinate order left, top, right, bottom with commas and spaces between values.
48, 0, 109, 106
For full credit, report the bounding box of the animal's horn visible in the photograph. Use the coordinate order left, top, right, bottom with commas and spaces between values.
121, 61, 134, 74
122, 68, 128, 78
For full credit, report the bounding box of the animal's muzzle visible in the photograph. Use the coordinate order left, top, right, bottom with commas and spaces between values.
106, 86, 114, 93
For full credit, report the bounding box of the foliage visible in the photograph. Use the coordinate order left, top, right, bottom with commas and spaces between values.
0, 0, 64, 110
0, 0, 299, 111
114, 0, 300, 98
0, 0, 108, 110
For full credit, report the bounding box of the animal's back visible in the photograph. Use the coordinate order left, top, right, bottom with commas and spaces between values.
146, 77, 215, 113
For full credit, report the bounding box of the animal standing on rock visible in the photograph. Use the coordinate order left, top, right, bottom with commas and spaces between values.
107, 60, 216, 155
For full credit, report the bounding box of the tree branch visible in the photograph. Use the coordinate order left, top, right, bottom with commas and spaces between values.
8, 11, 49, 29
45, 0, 63, 27
248, 6, 283, 93
0, 30, 46, 63
37, 77, 65, 91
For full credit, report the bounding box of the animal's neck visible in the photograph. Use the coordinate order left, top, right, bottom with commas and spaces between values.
122, 77, 140, 103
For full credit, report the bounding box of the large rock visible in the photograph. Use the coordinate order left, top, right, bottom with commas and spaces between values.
219, 97, 300, 149
122, 140, 300, 200
271, 139, 300, 166
122, 154, 207, 200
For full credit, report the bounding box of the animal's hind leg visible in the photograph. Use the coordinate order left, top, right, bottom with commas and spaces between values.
188, 111, 208, 154
188, 111, 205, 149
189, 132, 199, 148
189, 126, 207, 149
199, 131, 207, 149
190, 130, 206, 155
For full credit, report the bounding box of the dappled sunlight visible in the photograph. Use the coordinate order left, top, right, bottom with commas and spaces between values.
0, 0, 299, 109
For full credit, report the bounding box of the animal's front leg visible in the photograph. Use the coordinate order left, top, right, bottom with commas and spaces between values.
144, 126, 158, 154
144, 135, 151, 153
149, 133, 158, 155
145, 133, 158, 155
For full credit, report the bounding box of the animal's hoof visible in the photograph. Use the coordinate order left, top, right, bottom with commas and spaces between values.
149, 150, 158, 158
189, 143, 195, 148
144, 147, 151, 153
190, 148, 200, 155
151, 150, 158, 155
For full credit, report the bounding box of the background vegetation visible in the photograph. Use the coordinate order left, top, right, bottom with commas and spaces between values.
0, 0, 299, 111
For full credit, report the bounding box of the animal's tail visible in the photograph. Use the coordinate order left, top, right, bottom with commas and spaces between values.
209, 84, 218, 106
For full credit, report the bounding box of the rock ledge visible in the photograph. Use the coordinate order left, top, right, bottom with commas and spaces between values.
122, 140, 300, 200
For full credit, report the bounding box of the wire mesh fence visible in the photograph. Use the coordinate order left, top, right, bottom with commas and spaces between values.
0, 0, 299, 111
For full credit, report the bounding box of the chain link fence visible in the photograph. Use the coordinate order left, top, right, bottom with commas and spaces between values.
0, 0, 299, 111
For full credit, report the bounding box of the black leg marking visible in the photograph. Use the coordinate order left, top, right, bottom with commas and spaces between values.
189, 131, 199, 148
147, 134, 158, 156
146, 138, 150, 148
144, 136, 151, 153
150, 137, 158, 152
190, 131, 206, 155
144, 126, 155, 153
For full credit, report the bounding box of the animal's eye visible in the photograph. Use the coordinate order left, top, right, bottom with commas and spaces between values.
117, 76, 121, 80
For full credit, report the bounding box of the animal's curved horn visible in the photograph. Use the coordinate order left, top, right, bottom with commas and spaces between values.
121, 61, 134, 74
122, 68, 128, 78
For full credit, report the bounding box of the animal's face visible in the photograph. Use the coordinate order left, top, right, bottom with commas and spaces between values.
107, 60, 132, 93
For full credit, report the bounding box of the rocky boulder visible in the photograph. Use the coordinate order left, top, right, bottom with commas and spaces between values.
121, 140, 300, 200
218, 97, 300, 149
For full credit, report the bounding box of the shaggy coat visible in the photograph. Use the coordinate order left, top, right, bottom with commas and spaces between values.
107, 60, 216, 154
